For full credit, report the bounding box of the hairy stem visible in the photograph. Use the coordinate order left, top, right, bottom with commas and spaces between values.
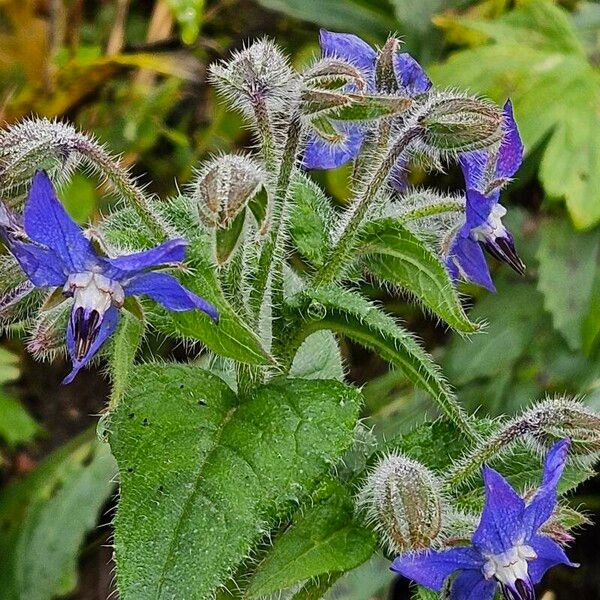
397, 200, 465, 223
73, 134, 171, 240
249, 115, 303, 328
312, 126, 422, 287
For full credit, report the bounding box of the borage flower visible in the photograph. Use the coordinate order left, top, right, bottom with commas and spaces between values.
445, 100, 525, 291
302, 30, 431, 170
1, 171, 218, 383
391, 439, 576, 600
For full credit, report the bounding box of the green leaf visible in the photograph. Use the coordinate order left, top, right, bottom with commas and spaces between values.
109, 364, 361, 599
286, 287, 473, 438
323, 556, 396, 600
166, 0, 205, 44
582, 269, 600, 355
537, 220, 600, 350
245, 480, 377, 598
431, 0, 600, 228
290, 331, 345, 381
332, 93, 411, 121
289, 175, 333, 268
360, 219, 479, 333
0, 393, 40, 448
254, 0, 392, 41
444, 281, 545, 385
159, 243, 272, 365
0, 430, 116, 600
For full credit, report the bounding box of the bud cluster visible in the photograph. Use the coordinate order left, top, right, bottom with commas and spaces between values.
357, 452, 445, 553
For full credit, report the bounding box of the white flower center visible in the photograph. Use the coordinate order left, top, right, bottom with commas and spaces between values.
64, 272, 125, 312
482, 542, 537, 587
471, 203, 508, 243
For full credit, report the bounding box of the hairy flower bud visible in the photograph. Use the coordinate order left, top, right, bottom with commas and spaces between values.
0, 119, 83, 192
376, 37, 401, 93
191, 155, 265, 230
357, 453, 444, 553
209, 40, 300, 118
303, 57, 367, 91
413, 92, 503, 155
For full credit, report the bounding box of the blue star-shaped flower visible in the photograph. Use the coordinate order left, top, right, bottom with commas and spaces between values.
1, 171, 218, 383
302, 30, 431, 172
445, 100, 525, 291
391, 439, 576, 600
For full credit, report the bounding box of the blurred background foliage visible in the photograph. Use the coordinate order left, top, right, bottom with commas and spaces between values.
0, 0, 599, 599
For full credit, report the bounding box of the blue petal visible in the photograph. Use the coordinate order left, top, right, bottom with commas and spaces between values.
393, 52, 432, 96
23, 171, 97, 273
459, 151, 488, 192
391, 547, 484, 592
464, 188, 498, 232
450, 569, 497, 600
528, 534, 576, 584
446, 236, 495, 292
125, 271, 219, 321
472, 466, 526, 555
103, 239, 188, 280
496, 100, 524, 180
319, 29, 376, 86
9, 240, 68, 287
63, 304, 120, 384
522, 439, 570, 537
303, 126, 364, 170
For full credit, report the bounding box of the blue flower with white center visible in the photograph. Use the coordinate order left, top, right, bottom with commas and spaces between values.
1, 171, 218, 384
445, 100, 525, 291
391, 439, 576, 600
302, 30, 431, 171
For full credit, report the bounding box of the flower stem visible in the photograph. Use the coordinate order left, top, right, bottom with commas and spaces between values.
249, 115, 302, 327
312, 126, 422, 287
73, 134, 171, 241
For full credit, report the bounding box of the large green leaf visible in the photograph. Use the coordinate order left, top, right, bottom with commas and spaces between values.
536, 220, 600, 351
245, 480, 377, 598
109, 364, 361, 599
255, 0, 392, 41
285, 287, 472, 438
431, 0, 600, 228
360, 219, 479, 333
0, 430, 116, 600
0, 393, 40, 448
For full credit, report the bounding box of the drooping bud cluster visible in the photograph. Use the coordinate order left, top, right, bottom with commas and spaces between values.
519, 396, 600, 457
408, 91, 503, 158
357, 452, 444, 553
209, 40, 300, 118
0, 119, 83, 192
191, 154, 265, 229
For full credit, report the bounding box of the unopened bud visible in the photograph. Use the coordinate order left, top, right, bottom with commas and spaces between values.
209, 40, 300, 117
416, 93, 503, 154
357, 453, 444, 553
27, 302, 70, 360
376, 37, 401, 93
303, 58, 367, 91
0, 119, 83, 192
191, 155, 265, 229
